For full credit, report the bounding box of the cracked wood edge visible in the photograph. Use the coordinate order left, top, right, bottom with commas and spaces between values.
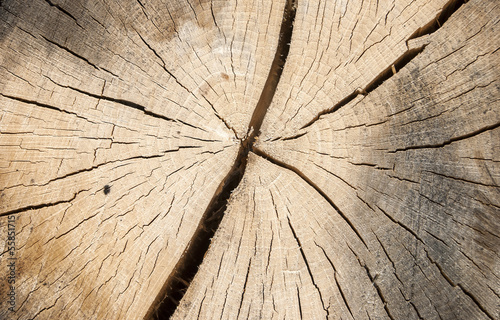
145, 1, 297, 317
0, 0, 286, 137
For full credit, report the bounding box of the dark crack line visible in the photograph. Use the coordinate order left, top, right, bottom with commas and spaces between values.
423, 170, 500, 188
390, 122, 500, 153
236, 258, 252, 320
0, 153, 190, 217
144, 1, 297, 319
315, 242, 353, 319
296, 286, 304, 319
456, 283, 495, 320
375, 204, 425, 244
0, 189, 88, 218
300, 45, 427, 131
280, 131, 308, 141
66, 84, 177, 123
300, 89, 361, 130
134, 30, 192, 94
424, 249, 495, 319
407, 0, 466, 42
43, 0, 82, 28
253, 147, 368, 249
42, 75, 206, 130
297, 0, 467, 133
287, 217, 329, 319
244, 0, 296, 142
362, 264, 395, 320
2, 153, 170, 192
0, 93, 97, 124
199, 93, 238, 138
374, 205, 495, 318
41, 36, 99, 70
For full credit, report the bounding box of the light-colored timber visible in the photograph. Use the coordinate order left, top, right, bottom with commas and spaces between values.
0, 0, 498, 319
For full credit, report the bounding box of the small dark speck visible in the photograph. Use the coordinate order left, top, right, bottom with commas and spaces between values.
103, 185, 111, 195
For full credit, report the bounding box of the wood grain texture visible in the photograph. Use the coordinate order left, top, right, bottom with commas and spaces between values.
0, 0, 498, 319
255, 0, 499, 318
0, 0, 284, 318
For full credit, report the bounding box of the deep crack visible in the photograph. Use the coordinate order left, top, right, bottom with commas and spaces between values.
145, 1, 297, 319
407, 0, 466, 42
299, 0, 466, 132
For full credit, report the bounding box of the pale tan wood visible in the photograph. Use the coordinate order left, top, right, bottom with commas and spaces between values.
255, 0, 499, 318
0, 0, 498, 319
0, 0, 284, 318
259, 0, 454, 139
172, 153, 387, 319
0, 93, 239, 319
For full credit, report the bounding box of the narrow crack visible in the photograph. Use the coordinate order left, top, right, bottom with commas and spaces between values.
145, 1, 297, 319
0, 93, 97, 123
389, 122, 500, 153
456, 284, 495, 320
362, 264, 396, 320
236, 258, 252, 319
0, 152, 188, 217
1, 153, 170, 193
2, 0, 481, 318
43, 0, 82, 28
287, 217, 329, 319
253, 147, 368, 249
40, 75, 207, 131
0, 189, 88, 218
315, 242, 353, 319
41, 36, 99, 71
65, 85, 177, 124
424, 249, 495, 319
135, 30, 193, 94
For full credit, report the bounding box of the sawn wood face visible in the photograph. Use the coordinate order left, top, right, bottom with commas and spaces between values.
0, 0, 498, 319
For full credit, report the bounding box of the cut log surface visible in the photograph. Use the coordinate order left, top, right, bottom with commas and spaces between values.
0, 0, 498, 319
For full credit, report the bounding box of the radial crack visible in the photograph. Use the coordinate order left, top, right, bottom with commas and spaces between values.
390, 122, 500, 153
43, 0, 80, 26
300, 45, 427, 130
144, 1, 297, 318
135, 30, 192, 94
407, 0, 466, 42
0, 189, 88, 217
41, 75, 207, 130
298, 0, 467, 133
253, 147, 368, 249
41, 36, 99, 70
287, 217, 329, 318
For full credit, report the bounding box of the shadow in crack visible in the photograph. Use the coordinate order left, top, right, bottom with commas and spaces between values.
144, 1, 297, 319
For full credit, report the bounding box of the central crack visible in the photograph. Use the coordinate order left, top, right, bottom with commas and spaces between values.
146, 1, 297, 319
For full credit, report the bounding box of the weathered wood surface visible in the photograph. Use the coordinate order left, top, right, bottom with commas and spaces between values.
0, 0, 498, 319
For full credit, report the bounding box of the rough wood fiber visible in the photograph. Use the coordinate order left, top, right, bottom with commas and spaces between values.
0, 0, 283, 318
0, 0, 498, 319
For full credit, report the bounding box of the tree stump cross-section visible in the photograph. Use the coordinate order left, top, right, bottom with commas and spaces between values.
0, 0, 498, 319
